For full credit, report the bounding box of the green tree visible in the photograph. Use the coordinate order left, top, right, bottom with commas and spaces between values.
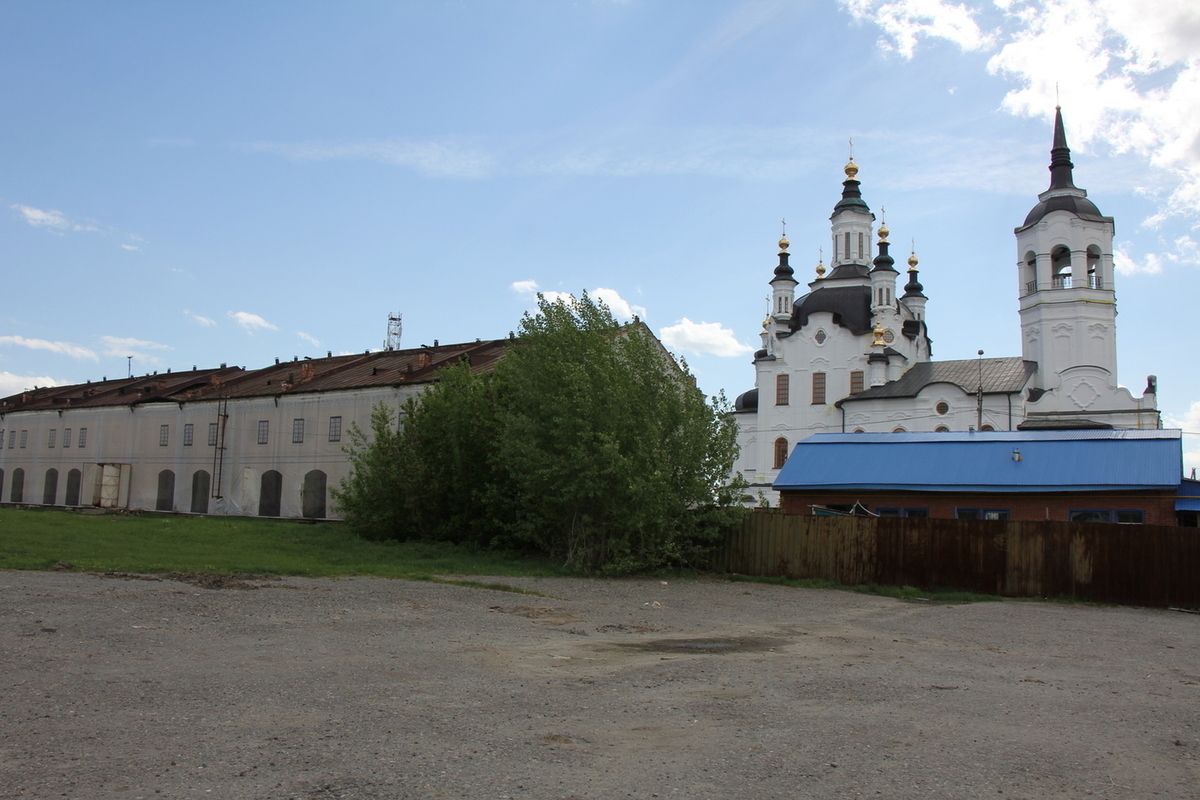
334, 292, 745, 572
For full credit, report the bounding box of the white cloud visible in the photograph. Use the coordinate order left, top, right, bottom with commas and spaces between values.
843, 0, 1200, 223
99, 335, 172, 365
184, 310, 216, 327
0, 335, 97, 360
659, 318, 754, 358
121, 243, 139, 251
296, 331, 320, 347
512, 281, 646, 320
10, 204, 99, 234
0, 372, 61, 396
241, 137, 494, 179
1115, 235, 1199, 275
841, 0, 993, 58
228, 311, 278, 332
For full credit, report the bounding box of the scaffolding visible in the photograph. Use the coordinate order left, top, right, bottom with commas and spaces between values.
385, 311, 403, 350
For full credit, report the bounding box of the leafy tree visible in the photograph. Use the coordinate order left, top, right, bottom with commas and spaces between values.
334, 292, 745, 573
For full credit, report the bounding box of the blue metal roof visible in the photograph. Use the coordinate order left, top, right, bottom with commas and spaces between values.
774, 430, 1183, 493
1178, 479, 1200, 511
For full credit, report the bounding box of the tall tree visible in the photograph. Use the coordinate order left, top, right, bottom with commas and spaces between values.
334, 292, 745, 572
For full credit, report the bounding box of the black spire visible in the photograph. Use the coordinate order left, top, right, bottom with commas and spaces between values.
903, 267, 925, 298
1048, 107, 1077, 190
871, 238, 897, 274
832, 176, 870, 216
772, 250, 794, 282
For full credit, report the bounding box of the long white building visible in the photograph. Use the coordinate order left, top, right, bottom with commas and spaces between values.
734, 110, 1161, 500
0, 340, 507, 518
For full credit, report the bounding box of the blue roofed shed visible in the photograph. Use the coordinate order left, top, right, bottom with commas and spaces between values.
774, 430, 1189, 525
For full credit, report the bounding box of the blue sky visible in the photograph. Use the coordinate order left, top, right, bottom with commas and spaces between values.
3, 0, 1198, 469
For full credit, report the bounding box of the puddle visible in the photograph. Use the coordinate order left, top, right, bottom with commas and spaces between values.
618, 636, 786, 654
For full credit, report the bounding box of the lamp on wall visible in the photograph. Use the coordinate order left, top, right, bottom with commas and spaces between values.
1012, 449, 1023, 462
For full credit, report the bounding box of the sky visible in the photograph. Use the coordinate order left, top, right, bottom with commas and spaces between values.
3, 0, 1198, 471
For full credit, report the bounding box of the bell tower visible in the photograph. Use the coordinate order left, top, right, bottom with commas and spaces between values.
1015, 108, 1118, 391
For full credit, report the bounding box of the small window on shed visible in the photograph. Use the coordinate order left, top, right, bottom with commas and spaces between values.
1115, 510, 1144, 524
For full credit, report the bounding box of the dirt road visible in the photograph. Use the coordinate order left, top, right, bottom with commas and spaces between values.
2, 571, 1198, 799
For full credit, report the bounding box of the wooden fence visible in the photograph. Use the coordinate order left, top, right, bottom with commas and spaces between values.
718, 511, 1200, 607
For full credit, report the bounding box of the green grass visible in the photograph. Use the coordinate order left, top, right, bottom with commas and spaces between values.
0, 507, 575, 581
724, 573, 1002, 603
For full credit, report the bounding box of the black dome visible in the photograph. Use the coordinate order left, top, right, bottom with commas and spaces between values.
1021, 193, 1107, 229
734, 388, 758, 412
790, 286, 872, 335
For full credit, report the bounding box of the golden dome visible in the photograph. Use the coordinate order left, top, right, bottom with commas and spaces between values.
815, 259, 826, 278
878, 225, 889, 241
872, 322, 886, 346
908, 252, 919, 268
844, 160, 859, 179
778, 236, 790, 252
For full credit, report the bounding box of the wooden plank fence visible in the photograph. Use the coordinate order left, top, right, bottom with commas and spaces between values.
719, 511, 1200, 608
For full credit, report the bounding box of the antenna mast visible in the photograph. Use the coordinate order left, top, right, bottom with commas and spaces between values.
385, 311, 403, 351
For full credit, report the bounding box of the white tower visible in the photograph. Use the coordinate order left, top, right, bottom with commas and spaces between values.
1015, 109, 1118, 389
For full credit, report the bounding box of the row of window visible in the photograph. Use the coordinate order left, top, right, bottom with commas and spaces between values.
149, 417, 345, 446
1, 428, 88, 450
834, 231, 867, 262
776, 372, 846, 406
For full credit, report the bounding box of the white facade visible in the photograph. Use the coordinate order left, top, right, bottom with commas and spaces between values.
735, 111, 1160, 500
0, 341, 507, 518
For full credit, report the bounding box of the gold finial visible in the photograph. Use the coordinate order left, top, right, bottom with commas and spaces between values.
872, 322, 886, 346
844, 137, 859, 179
908, 237, 918, 268
778, 218, 790, 252
877, 206, 888, 239
762, 315, 771, 332
816, 247, 826, 278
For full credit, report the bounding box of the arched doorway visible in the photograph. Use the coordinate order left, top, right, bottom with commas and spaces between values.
65, 469, 82, 506
191, 470, 210, 514
43, 468, 59, 505
302, 470, 327, 519
10, 468, 24, 503
259, 470, 282, 517
156, 470, 175, 512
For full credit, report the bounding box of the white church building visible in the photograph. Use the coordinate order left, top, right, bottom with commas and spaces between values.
733, 110, 1161, 498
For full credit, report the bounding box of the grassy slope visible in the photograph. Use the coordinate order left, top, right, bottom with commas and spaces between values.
0, 507, 572, 579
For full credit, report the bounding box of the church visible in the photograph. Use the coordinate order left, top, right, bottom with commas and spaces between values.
732, 110, 1162, 499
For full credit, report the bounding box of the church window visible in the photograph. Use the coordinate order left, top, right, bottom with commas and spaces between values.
78, 428, 87, 448
980, 424, 994, 431
857, 232, 864, 258
183, 424, 194, 446
1086, 245, 1101, 288
48, 429, 56, 448
892, 427, 906, 433
936, 402, 949, 415
882, 329, 895, 343
257, 420, 269, 445
845, 233, 851, 261
850, 371, 864, 394
935, 426, 950, 432
775, 374, 790, 405
8, 430, 15, 449
159, 425, 169, 446
852, 428, 865, 433
292, 419, 305, 444
811, 372, 826, 404
208, 423, 219, 446
815, 329, 827, 344
63, 429, 71, 448
773, 437, 789, 469
329, 416, 342, 442
20, 430, 27, 449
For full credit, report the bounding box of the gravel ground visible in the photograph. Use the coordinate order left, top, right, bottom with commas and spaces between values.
2, 570, 1198, 800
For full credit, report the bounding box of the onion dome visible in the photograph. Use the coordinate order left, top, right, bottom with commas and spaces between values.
903, 250, 925, 298
871, 236, 897, 274
815, 258, 826, 279
832, 160, 871, 216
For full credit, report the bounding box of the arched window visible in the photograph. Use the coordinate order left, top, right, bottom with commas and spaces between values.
1086, 245, 1101, 289
191, 470, 211, 514
156, 470, 175, 512
259, 470, 283, 517
935, 426, 950, 432
302, 470, 327, 519
773, 438, 789, 469
980, 424, 995, 431
1023, 251, 1038, 295
10, 468, 24, 503
852, 428, 865, 434
43, 468, 59, 505
65, 469, 82, 506
1051, 246, 1072, 288
892, 427, 907, 433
